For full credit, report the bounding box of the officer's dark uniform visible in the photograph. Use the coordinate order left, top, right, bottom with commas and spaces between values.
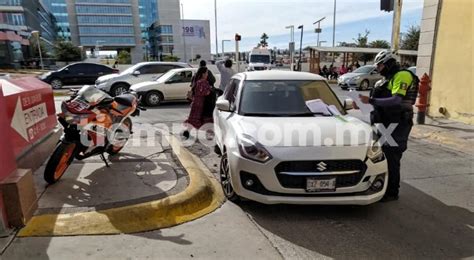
370, 68, 418, 198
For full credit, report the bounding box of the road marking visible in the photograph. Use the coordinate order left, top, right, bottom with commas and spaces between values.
18, 134, 224, 236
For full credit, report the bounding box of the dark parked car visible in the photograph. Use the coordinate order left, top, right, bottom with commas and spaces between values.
40, 62, 118, 89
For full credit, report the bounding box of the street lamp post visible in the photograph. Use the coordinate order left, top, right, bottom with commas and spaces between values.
31, 31, 43, 70
221, 39, 230, 58
313, 17, 326, 49
297, 25, 304, 71
332, 0, 337, 63
214, 0, 219, 59
285, 25, 294, 71
181, 3, 187, 62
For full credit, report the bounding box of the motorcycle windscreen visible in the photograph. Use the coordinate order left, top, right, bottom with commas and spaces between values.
76, 85, 112, 106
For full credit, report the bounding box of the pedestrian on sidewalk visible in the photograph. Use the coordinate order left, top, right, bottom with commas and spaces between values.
216, 58, 235, 93
183, 67, 214, 139
358, 50, 418, 202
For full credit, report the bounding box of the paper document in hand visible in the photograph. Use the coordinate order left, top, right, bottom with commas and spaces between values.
347, 90, 373, 115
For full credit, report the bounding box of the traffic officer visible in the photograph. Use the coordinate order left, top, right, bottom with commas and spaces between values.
359, 50, 418, 202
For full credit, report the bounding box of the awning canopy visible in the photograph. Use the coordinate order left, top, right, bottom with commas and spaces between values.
309, 46, 418, 56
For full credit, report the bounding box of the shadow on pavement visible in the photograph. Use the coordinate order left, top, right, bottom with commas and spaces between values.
239, 182, 474, 259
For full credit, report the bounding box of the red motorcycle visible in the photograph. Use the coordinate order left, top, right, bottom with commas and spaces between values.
44, 85, 145, 184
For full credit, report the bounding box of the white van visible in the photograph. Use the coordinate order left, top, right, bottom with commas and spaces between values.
247, 48, 272, 71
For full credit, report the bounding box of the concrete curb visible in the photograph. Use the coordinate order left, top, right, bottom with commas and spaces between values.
17, 134, 225, 237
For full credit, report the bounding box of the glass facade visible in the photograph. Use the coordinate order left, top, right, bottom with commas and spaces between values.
76, 0, 130, 3
79, 26, 134, 35
138, 0, 157, 31
0, 0, 22, 6
77, 15, 133, 25
76, 5, 132, 14
0, 12, 25, 26
42, 0, 70, 41
79, 36, 135, 45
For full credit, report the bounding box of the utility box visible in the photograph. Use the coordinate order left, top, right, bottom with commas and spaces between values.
0, 169, 38, 227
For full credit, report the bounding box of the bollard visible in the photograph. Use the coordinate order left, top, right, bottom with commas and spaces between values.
416, 73, 432, 124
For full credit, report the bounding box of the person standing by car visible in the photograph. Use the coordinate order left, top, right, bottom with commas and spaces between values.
216, 58, 235, 92
183, 67, 213, 139
358, 50, 418, 202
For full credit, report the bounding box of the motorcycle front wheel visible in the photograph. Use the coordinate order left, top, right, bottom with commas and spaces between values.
44, 142, 77, 184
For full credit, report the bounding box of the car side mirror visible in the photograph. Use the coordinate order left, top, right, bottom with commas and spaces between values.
371, 71, 378, 75
344, 99, 354, 110
132, 70, 141, 76
165, 80, 175, 84
216, 99, 231, 112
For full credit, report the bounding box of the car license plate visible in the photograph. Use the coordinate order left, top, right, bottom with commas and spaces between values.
306, 178, 336, 192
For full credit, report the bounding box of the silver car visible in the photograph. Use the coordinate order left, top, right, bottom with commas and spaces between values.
337, 65, 384, 90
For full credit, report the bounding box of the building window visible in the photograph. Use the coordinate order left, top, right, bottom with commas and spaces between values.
79, 26, 134, 35
79, 36, 135, 45
158, 35, 173, 43
158, 25, 173, 34
0, 13, 25, 26
77, 15, 133, 25
0, 0, 22, 6
75, 0, 130, 3
76, 5, 132, 14
161, 45, 174, 54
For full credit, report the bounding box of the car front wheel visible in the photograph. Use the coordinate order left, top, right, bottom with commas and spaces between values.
50, 78, 63, 89
359, 79, 370, 91
220, 152, 240, 202
145, 91, 163, 106
110, 84, 129, 97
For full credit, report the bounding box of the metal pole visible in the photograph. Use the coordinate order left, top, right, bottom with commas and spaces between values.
391, 0, 403, 52
181, 3, 187, 62
332, 0, 336, 63
214, 0, 219, 58
298, 26, 303, 71
235, 39, 240, 72
37, 35, 44, 70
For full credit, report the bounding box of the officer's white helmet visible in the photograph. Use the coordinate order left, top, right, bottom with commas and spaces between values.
374, 50, 399, 65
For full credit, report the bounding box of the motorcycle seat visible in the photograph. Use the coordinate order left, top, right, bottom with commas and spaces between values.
114, 94, 135, 107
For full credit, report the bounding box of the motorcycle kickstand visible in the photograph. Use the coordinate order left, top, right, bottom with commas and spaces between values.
100, 153, 110, 168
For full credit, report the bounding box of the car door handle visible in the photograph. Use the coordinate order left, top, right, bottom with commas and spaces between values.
78, 73, 84, 75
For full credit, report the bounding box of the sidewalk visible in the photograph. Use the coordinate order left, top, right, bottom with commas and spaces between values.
410, 116, 474, 154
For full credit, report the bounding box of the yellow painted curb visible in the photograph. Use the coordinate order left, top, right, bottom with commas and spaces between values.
18, 134, 225, 237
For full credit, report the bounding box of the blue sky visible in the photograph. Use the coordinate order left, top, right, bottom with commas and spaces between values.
181, 0, 424, 52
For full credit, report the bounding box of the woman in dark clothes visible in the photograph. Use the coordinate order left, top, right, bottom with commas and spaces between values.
183, 67, 213, 139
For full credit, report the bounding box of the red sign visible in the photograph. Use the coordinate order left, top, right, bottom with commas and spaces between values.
0, 77, 57, 157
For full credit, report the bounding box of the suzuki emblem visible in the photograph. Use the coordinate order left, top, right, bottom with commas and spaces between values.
317, 162, 327, 171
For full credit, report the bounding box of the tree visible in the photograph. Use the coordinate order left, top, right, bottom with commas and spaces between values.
30, 38, 49, 59
162, 55, 179, 62
117, 50, 131, 64
369, 40, 391, 49
401, 25, 420, 50
353, 30, 371, 64
54, 41, 82, 63
259, 33, 269, 48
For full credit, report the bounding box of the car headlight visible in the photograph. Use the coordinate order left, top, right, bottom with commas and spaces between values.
238, 135, 272, 163
367, 141, 384, 163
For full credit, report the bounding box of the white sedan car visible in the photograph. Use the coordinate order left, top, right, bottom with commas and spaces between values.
130, 68, 205, 106
213, 71, 388, 205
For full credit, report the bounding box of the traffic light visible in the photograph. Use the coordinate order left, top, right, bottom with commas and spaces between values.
235, 33, 241, 42
381, 0, 394, 12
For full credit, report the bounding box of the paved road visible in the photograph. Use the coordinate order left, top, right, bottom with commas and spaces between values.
133, 84, 474, 259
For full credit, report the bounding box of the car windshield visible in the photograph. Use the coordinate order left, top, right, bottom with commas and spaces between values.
156, 69, 177, 82
250, 55, 270, 63
239, 80, 345, 116
352, 66, 374, 74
